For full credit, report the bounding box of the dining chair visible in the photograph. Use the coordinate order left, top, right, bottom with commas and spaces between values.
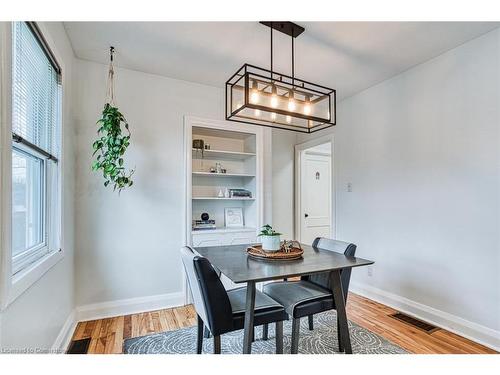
262, 237, 357, 354
181, 246, 287, 354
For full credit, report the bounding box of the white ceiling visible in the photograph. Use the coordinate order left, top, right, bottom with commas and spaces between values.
64, 22, 499, 100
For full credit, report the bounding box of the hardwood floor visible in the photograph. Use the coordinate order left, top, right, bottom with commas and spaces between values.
69, 293, 496, 354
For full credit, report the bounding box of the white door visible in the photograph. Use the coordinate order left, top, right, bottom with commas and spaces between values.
300, 152, 331, 245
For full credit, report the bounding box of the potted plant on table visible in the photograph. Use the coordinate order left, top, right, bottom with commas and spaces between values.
258, 224, 282, 252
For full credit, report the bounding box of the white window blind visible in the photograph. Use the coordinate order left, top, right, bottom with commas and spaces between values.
11, 22, 62, 275
12, 22, 61, 159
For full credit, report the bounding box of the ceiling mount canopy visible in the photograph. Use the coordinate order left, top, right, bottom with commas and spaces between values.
225, 22, 336, 133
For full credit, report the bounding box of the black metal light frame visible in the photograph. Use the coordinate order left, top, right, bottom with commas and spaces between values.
225, 22, 336, 134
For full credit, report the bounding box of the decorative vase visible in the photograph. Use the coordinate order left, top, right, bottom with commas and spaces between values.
261, 235, 281, 252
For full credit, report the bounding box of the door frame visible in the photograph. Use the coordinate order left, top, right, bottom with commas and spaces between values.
294, 133, 336, 243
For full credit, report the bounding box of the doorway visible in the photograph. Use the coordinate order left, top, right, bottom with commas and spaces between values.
295, 135, 335, 245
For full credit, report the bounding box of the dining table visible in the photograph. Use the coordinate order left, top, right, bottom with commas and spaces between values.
194, 242, 374, 354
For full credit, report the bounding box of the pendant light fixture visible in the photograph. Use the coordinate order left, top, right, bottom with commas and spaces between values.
225, 22, 336, 133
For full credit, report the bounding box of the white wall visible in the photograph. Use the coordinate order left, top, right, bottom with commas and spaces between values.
0, 22, 76, 351
73, 60, 297, 308
272, 130, 297, 239
298, 28, 500, 348
74, 60, 223, 306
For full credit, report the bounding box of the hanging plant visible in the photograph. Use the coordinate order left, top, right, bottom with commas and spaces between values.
92, 47, 134, 193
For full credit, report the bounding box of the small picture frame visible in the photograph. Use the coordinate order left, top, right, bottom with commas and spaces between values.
224, 207, 244, 227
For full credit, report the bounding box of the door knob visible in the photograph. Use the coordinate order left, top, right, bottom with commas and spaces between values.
304, 213, 309, 218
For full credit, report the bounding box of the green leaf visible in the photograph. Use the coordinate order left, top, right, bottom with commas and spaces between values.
93, 104, 134, 194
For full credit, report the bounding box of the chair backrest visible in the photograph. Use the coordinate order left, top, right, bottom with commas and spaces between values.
303, 237, 357, 302
180, 247, 233, 335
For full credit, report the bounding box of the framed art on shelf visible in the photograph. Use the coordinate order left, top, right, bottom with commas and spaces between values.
224, 207, 244, 227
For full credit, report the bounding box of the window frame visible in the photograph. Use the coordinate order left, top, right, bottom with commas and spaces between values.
11, 143, 49, 275
0, 22, 65, 309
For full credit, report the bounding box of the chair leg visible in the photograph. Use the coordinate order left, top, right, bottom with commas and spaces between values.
251, 327, 255, 342
275, 321, 283, 354
337, 315, 344, 352
291, 318, 300, 354
213, 335, 221, 354
197, 315, 204, 354
308, 315, 314, 330
262, 323, 269, 340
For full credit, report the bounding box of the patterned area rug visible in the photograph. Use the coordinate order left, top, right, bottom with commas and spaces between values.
123, 311, 407, 354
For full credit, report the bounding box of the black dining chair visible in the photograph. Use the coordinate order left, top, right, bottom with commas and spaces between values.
181, 246, 287, 354
262, 237, 357, 354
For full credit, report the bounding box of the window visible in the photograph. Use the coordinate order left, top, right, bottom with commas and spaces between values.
11, 22, 62, 275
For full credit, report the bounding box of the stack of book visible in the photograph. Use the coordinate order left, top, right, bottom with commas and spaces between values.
192, 219, 216, 231
229, 189, 252, 198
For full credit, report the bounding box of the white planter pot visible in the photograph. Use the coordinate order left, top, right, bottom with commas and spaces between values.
261, 235, 281, 252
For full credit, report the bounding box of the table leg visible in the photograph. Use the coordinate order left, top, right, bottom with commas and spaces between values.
330, 270, 352, 354
243, 281, 256, 354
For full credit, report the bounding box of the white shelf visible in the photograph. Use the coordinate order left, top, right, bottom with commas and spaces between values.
192, 226, 256, 234
192, 171, 255, 178
187, 119, 263, 249
192, 148, 256, 160
192, 197, 255, 201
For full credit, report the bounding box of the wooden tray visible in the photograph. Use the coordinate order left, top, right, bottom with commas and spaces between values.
246, 243, 303, 261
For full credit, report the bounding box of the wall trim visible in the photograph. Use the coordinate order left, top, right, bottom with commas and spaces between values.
75, 291, 185, 323
51, 309, 76, 353
350, 281, 500, 352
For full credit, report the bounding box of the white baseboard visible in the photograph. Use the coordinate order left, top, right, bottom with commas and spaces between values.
50, 291, 185, 353
75, 291, 185, 322
350, 281, 500, 352
51, 309, 77, 353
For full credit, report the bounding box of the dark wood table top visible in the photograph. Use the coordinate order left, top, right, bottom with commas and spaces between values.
193, 243, 374, 284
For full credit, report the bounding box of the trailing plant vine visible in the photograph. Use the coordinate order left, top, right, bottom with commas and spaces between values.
92, 104, 134, 191
92, 47, 134, 193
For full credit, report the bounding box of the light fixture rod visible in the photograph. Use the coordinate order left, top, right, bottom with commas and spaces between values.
291, 26, 295, 87
270, 22, 273, 81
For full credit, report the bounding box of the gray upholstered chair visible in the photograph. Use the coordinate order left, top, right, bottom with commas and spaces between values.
262, 237, 357, 354
181, 246, 287, 354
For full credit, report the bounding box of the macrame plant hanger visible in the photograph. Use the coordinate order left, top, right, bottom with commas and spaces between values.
105, 46, 116, 105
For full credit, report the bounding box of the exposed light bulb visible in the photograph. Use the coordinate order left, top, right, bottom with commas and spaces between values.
270, 95, 278, 108
250, 90, 259, 104
255, 109, 261, 117
303, 97, 312, 115
288, 90, 296, 111
286, 115, 292, 123
270, 112, 277, 121
270, 85, 278, 108
250, 81, 260, 104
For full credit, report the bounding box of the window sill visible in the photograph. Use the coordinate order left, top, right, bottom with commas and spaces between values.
7, 249, 64, 306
